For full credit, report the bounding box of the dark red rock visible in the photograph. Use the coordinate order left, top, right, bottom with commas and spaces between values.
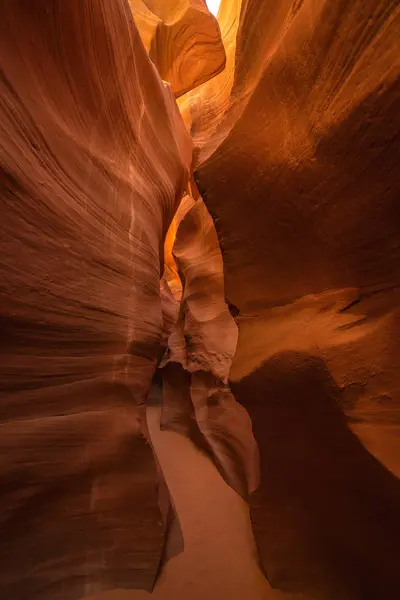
232, 352, 400, 599
0, 0, 191, 597
191, 0, 400, 596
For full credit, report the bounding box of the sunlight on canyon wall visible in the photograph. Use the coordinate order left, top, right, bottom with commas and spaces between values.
0, 2, 399, 600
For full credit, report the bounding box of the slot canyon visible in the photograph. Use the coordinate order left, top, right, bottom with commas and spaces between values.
0, 1, 399, 599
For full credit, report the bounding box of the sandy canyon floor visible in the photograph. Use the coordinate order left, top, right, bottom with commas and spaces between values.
85, 406, 306, 600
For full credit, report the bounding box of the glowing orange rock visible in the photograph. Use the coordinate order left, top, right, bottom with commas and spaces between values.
160, 195, 259, 499
191, 0, 400, 597
130, 0, 226, 97
0, 0, 191, 597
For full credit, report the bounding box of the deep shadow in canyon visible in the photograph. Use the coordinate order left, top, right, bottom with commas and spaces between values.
232, 351, 400, 599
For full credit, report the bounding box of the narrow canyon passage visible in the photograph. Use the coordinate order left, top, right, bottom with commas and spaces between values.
1, 1, 399, 600
86, 405, 305, 600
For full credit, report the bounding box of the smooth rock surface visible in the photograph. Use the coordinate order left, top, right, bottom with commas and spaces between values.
192, 0, 400, 596
1, 1, 399, 599
0, 0, 191, 597
130, 0, 226, 97
160, 195, 259, 499
82, 405, 307, 600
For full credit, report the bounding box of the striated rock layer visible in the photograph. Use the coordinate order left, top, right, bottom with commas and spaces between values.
1, 0, 400, 599
130, 0, 226, 97
0, 1, 191, 598
191, 0, 400, 598
160, 193, 259, 500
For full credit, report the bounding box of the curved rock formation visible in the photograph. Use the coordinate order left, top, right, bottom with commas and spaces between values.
160, 194, 259, 500
0, 1, 191, 598
1, 0, 400, 599
232, 352, 400, 599
191, 0, 400, 597
130, 0, 226, 97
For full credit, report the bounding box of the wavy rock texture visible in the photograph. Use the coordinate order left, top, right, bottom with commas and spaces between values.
130, 0, 226, 97
160, 195, 259, 500
2, 1, 400, 599
0, 1, 191, 598
163, 195, 237, 379
177, 0, 242, 155
191, 0, 400, 598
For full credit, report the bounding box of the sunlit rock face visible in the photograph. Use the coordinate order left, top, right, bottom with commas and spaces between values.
130, 0, 226, 97
160, 193, 259, 500
190, 0, 400, 597
1, 0, 400, 599
0, 1, 191, 598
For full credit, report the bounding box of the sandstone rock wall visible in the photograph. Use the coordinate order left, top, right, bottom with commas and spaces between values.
1, 1, 399, 599
0, 1, 191, 597
191, 1, 400, 597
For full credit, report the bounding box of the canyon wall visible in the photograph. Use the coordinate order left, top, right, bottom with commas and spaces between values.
188, 0, 400, 598
1, 1, 399, 599
0, 1, 191, 598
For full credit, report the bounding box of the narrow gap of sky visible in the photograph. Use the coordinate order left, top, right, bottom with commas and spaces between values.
206, 0, 222, 18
